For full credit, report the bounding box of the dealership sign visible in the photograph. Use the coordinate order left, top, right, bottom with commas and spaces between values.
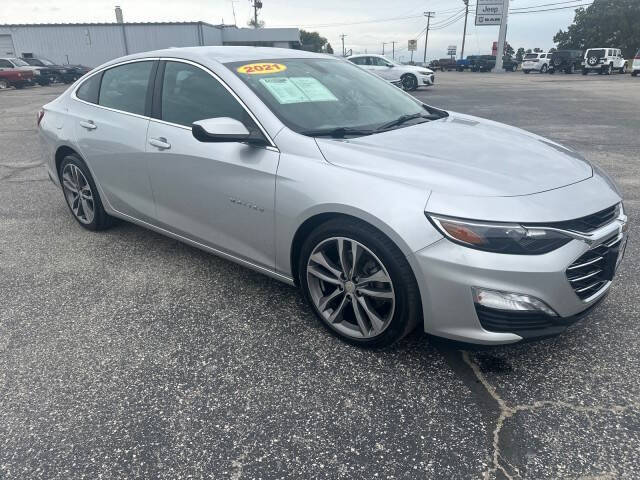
476, 0, 503, 26
408, 39, 417, 51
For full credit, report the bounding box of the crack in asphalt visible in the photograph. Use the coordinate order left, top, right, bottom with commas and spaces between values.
459, 351, 639, 480
0, 161, 45, 182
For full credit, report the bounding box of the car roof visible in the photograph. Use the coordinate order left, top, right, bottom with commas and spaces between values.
348, 54, 385, 58
99, 46, 333, 70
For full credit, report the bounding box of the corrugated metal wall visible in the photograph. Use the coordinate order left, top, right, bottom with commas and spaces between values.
0, 24, 299, 68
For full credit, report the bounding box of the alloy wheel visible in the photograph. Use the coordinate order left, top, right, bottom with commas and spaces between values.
306, 237, 395, 339
0, 79, 9, 89
61, 163, 95, 224
402, 75, 417, 91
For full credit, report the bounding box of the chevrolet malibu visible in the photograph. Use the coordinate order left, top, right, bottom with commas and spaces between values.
39, 47, 628, 347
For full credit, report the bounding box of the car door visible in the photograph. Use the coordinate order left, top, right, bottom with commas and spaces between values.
370, 57, 396, 80
145, 60, 279, 269
72, 60, 157, 222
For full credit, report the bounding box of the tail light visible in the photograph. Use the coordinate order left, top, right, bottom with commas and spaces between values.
36, 109, 45, 127
635, 55, 640, 60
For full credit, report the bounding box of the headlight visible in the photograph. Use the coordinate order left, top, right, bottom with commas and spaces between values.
419, 70, 431, 75
426, 214, 572, 254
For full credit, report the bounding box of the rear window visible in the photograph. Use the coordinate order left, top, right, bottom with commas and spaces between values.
98, 61, 153, 116
524, 54, 538, 60
76, 73, 102, 104
586, 49, 605, 58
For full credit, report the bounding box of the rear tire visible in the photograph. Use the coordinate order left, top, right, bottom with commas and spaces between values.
0, 79, 9, 89
523, 69, 530, 74
59, 153, 115, 231
540, 64, 548, 73
299, 218, 421, 348
582, 69, 588, 75
632, 71, 638, 77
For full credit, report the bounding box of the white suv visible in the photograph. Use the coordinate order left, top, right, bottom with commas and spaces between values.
347, 54, 435, 91
522, 52, 550, 73
631, 49, 640, 77
582, 48, 627, 75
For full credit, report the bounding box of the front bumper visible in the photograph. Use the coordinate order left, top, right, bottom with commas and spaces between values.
419, 73, 435, 85
412, 216, 628, 345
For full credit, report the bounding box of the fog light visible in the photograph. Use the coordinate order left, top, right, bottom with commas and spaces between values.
472, 287, 557, 316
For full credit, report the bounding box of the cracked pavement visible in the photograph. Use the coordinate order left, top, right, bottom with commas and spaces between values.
1, 72, 639, 479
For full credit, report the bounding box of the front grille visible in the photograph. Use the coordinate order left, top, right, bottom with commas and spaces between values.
476, 305, 554, 332
566, 234, 622, 300
533, 204, 619, 234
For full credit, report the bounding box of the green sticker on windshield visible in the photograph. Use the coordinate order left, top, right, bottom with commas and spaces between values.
259, 77, 338, 104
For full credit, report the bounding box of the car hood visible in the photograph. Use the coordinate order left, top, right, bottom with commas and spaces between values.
402, 65, 434, 74
315, 112, 593, 197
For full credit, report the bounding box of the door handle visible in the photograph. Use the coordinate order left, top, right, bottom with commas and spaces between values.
79, 120, 97, 130
149, 137, 171, 150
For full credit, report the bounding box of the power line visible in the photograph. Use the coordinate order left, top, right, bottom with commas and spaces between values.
272, 14, 423, 28
510, 0, 586, 10
510, 2, 592, 13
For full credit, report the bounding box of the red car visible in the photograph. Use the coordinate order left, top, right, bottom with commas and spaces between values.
0, 69, 34, 89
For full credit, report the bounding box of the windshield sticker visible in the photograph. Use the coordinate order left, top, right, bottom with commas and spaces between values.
237, 63, 287, 75
259, 77, 338, 104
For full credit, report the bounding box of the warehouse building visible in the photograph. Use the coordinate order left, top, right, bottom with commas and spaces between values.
0, 22, 301, 67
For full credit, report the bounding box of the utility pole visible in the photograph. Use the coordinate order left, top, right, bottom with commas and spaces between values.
423, 11, 435, 65
391, 41, 396, 60
495, 0, 510, 71
340, 34, 347, 57
382, 42, 388, 55
460, 0, 469, 59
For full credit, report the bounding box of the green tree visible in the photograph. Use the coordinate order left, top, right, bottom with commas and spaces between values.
516, 47, 525, 62
326, 43, 334, 54
300, 30, 329, 53
554, 0, 640, 59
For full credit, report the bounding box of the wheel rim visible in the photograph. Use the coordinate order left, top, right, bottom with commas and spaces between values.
402, 76, 415, 90
62, 164, 95, 224
0, 79, 8, 89
306, 237, 395, 339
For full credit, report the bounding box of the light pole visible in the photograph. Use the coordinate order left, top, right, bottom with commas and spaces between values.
461, 0, 469, 60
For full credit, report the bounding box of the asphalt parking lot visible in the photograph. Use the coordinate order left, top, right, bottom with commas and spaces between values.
1, 71, 638, 479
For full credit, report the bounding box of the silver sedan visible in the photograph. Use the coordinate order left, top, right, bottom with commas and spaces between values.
39, 47, 628, 347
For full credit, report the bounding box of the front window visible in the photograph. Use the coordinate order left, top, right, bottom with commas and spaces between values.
40, 58, 56, 65
11, 58, 30, 67
228, 58, 429, 136
23, 58, 44, 66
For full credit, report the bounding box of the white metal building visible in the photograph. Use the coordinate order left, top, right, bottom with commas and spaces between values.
0, 23, 301, 67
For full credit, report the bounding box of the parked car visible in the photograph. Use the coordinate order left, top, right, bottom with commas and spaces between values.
430, 58, 457, 72
522, 52, 550, 73
21, 57, 90, 83
582, 48, 627, 75
456, 55, 477, 71
39, 47, 628, 347
348, 54, 434, 91
632, 49, 640, 77
548, 50, 583, 74
0, 68, 34, 89
0, 57, 55, 85
470, 56, 517, 72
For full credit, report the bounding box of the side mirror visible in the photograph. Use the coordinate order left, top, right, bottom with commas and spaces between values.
192, 117, 267, 146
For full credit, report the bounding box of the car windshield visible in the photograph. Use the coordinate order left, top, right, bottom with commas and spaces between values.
40, 58, 55, 65
23, 58, 44, 66
228, 58, 432, 136
11, 58, 30, 66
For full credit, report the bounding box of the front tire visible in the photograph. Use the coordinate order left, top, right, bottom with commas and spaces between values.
59, 154, 115, 231
540, 64, 548, 73
401, 74, 418, 91
299, 218, 420, 348
523, 69, 530, 74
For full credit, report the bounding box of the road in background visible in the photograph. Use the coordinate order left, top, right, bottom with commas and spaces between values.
1, 73, 638, 479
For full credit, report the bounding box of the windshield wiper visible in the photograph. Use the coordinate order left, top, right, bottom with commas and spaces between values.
375, 113, 434, 132
300, 127, 375, 138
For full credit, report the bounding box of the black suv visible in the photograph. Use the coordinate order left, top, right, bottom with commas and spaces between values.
548, 50, 583, 74
21, 57, 90, 84
471, 55, 518, 72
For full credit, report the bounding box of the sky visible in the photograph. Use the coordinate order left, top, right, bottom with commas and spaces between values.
0, 0, 581, 61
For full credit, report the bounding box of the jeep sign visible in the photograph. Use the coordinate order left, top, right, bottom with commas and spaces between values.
476, 0, 502, 26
